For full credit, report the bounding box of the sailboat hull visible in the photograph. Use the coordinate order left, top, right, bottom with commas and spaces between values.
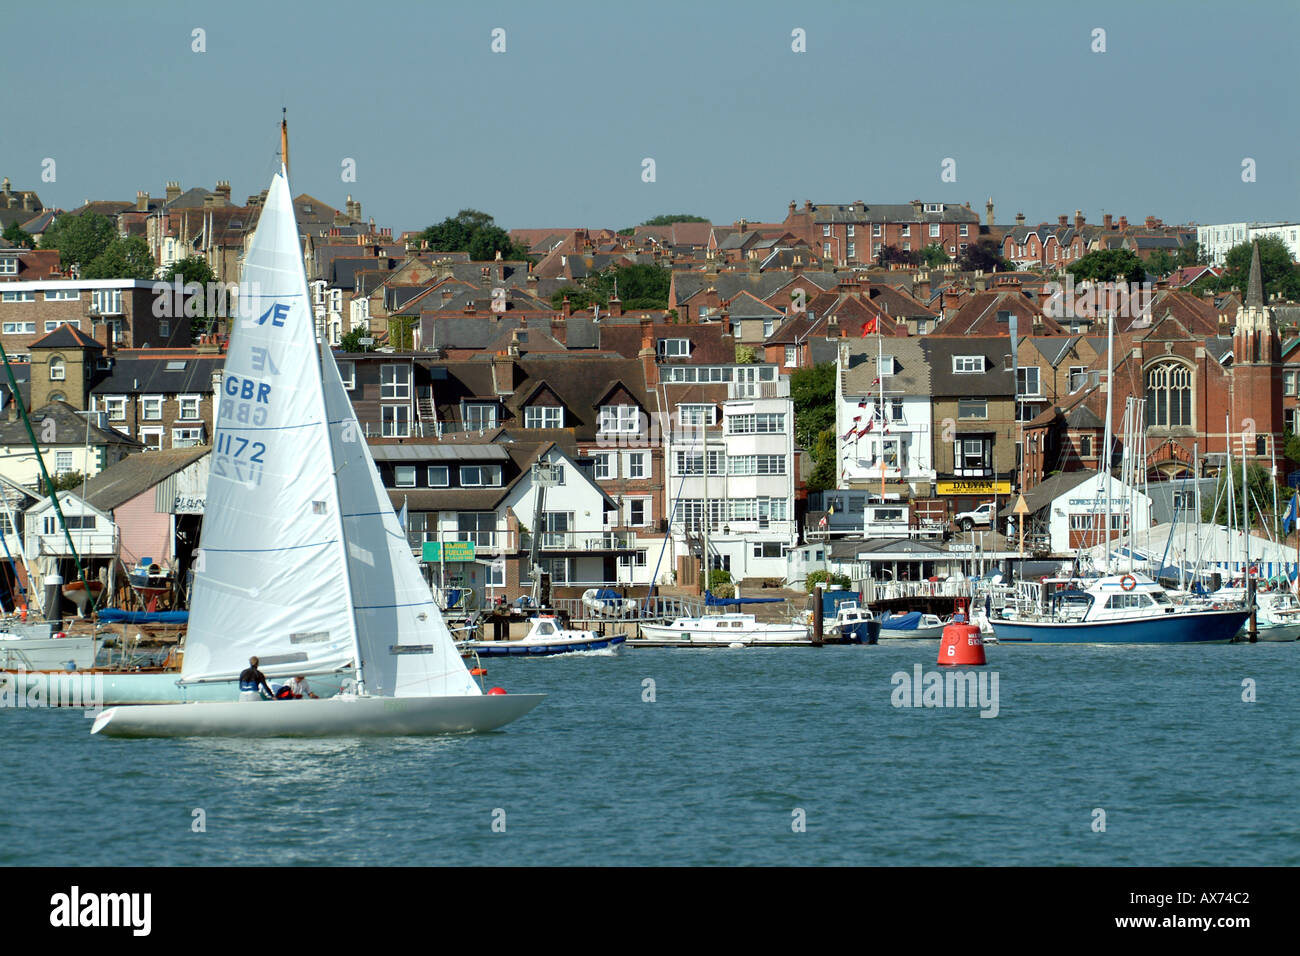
91, 693, 545, 738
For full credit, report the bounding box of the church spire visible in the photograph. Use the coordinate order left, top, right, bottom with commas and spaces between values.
1245, 240, 1264, 310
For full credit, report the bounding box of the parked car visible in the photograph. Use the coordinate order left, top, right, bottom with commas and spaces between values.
954, 502, 995, 532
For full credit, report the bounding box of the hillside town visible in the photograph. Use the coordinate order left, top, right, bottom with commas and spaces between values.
3, 172, 1298, 612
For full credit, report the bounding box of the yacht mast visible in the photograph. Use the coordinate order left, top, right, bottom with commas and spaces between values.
1102, 304, 1114, 571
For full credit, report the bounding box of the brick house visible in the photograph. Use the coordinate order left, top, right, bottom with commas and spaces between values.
782, 199, 981, 267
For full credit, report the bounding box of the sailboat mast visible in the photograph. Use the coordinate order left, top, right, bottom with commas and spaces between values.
281, 108, 290, 174
1103, 305, 1114, 570
878, 333, 885, 500
1242, 431, 1249, 579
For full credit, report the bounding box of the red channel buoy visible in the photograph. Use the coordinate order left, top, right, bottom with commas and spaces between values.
939, 613, 986, 666
487, 686, 507, 695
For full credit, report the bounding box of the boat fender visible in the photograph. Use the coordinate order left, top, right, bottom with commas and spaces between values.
53, 631, 66, 639
1120, 575, 1137, 592
487, 686, 507, 695
470, 667, 487, 676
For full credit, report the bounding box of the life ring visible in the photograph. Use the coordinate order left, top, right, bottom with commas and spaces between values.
1120, 574, 1137, 592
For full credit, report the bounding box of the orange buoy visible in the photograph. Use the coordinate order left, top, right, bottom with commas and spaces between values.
487, 686, 507, 695
938, 613, 986, 666
470, 667, 487, 676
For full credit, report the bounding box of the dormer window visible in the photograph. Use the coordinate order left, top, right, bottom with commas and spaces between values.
657, 338, 690, 357
524, 406, 563, 428
879, 356, 895, 376
924, 203, 943, 213
0, 257, 17, 275
599, 404, 640, 434
953, 355, 985, 373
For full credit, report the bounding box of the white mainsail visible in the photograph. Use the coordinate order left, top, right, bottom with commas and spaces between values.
182, 172, 358, 683
319, 341, 480, 698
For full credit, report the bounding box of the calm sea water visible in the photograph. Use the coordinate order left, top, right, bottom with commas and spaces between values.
3, 641, 1298, 866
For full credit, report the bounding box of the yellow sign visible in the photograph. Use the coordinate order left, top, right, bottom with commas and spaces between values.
937, 480, 1012, 495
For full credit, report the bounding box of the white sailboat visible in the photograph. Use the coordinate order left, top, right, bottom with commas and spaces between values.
93, 137, 542, 737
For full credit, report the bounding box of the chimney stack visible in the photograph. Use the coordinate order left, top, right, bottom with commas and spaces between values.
166, 181, 181, 202
1058, 214, 1068, 227
136, 191, 149, 213
986, 197, 994, 227
1015, 212, 1026, 226
1103, 213, 1113, 230
1118, 216, 1128, 231
215, 180, 231, 202
1074, 210, 1084, 229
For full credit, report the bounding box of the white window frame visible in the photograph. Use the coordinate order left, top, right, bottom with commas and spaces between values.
459, 464, 502, 487
394, 465, 417, 489
599, 404, 640, 434
929, 223, 940, 238
2, 320, 35, 333
339, 361, 355, 389
626, 452, 647, 479
177, 394, 201, 421
380, 363, 411, 400
953, 356, 985, 374
428, 465, 449, 487
140, 395, 163, 421
172, 426, 204, 448
656, 338, 691, 358
140, 426, 164, 451
49, 355, 65, 381
381, 404, 411, 438
593, 452, 613, 480
524, 405, 563, 429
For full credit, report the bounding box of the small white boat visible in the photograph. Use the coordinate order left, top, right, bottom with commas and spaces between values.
464, 614, 625, 656
878, 611, 948, 640
0, 622, 99, 671
580, 588, 637, 618
638, 613, 809, 644
92, 692, 543, 738
1242, 590, 1300, 641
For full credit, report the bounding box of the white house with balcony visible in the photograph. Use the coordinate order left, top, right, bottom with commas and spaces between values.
661, 365, 796, 582
1197, 221, 1300, 267
835, 338, 935, 498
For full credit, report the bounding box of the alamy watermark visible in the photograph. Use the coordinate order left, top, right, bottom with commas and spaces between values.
1041, 275, 1153, 322
890, 664, 999, 718
0, 668, 104, 713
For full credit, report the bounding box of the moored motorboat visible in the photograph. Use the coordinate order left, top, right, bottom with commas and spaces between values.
0, 621, 98, 670
991, 573, 1250, 644
638, 612, 809, 644
465, 614, 625, 656
1239, 589, 1300, 641
878, 611, 948, 640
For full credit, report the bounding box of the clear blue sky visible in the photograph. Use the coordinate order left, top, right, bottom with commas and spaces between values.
4, 0, 1297, 234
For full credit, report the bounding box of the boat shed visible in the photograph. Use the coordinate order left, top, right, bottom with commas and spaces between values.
80, 444, 210, 571
1000, 470, 1152, 554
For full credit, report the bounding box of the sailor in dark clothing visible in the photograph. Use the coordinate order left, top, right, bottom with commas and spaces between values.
239, 656, 274, 699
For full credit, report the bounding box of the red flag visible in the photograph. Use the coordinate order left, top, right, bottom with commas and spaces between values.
863, 318, 878, 335
870, 377, 880, 387
818, 513, 828, 529
864, 420, 874, 434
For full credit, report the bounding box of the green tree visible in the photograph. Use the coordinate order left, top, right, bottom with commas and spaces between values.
339, 323, 372, 352
790, 363, 836, 450
161, 255, 217, 286
805, 570, 851, 593
1216, 236, 1300, 302
549, 286, 599, 311
81, 236, 155, 279
919, 243, 950, 268
388, 316, 418, 351
639, 214, 710, 229
1066, 248, 1146, 286
420, 209, 530, 261
1285, 429, 1300, 467
1175, 241, 1204, 269
1202, 463, 1281, 529
2, 221, 35, 249
1144, 248, 1177, 277
735, 345, 757, 364
956, 239, 1012, 273
807, 428, 838, 492
51, 471, 85, 492
39, 211, 117, 270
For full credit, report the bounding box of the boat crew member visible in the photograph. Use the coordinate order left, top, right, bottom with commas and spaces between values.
287, 675, 317, 699
239, 656, 274, 699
